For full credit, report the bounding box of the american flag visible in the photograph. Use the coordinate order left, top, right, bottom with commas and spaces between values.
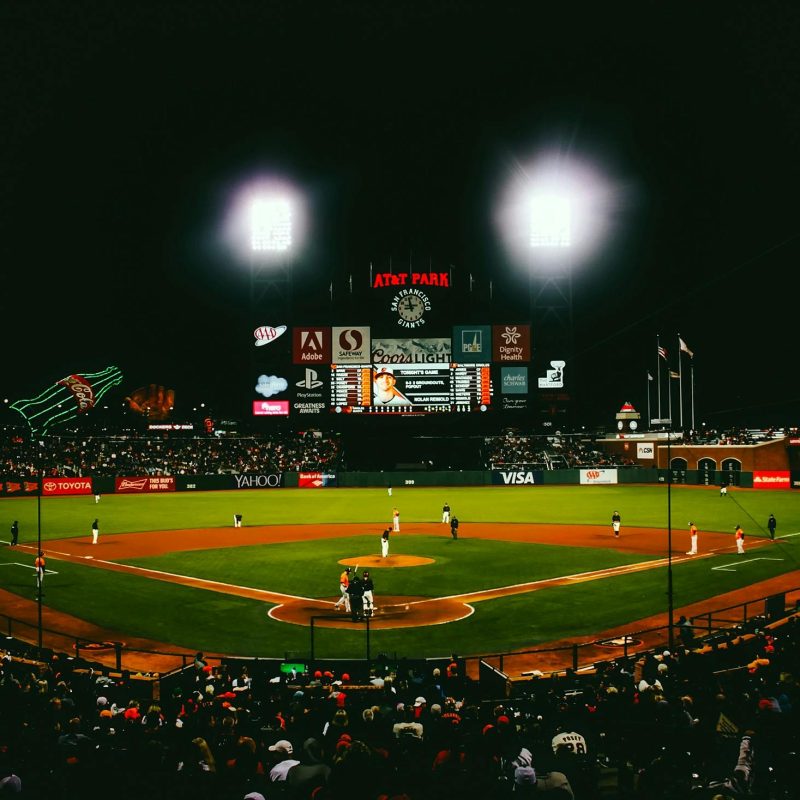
658, 346, 667, 360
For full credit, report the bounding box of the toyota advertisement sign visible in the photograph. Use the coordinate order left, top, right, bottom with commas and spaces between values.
43, 477, 93, 496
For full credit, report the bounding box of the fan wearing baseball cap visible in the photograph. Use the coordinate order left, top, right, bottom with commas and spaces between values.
372, 366, 412, 406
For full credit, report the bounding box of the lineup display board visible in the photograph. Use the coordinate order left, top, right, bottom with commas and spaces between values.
331, 362, 492, 414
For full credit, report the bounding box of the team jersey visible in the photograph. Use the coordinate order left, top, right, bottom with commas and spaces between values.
552, 731, 588, 755
340, 571, 350, 587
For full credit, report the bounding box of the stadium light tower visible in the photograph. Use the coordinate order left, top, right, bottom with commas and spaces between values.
248, 190, 295, 311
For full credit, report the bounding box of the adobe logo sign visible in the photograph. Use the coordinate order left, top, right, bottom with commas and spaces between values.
293, 328, 331, 365
332, 326, 370, 363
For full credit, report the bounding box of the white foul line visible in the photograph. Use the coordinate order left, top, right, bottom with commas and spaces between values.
712, 557, 785, 572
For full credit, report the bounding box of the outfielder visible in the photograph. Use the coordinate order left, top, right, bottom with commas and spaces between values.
362, 570, 375, 616
334, 566, 351, 611
381, 527, 390, 558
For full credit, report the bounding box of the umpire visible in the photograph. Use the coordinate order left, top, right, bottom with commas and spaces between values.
450, 516, 459, 540
347, 572, 365, 621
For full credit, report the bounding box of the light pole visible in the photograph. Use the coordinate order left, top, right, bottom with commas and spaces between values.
666, 427, 674, 650
36, 437, 44, 654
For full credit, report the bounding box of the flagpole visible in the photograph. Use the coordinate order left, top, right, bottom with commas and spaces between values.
656, 335, 662, 421
647, 372, 651, 429
691, 359, 696, 431
677, 334, 684, 431
667, 365, 673, 424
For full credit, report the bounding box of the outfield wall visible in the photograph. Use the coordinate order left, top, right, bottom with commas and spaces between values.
6, 467, 799, 495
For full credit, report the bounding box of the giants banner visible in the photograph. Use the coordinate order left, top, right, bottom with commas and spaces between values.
579, 469, 619, 485
0, 478, 40, 496
43, 477, 93, 496
753, 471, 790, 490
298, 472, 338, 488
115, 476, 176, 493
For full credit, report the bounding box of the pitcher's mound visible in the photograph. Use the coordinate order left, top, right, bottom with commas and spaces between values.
339, 555, 433, 568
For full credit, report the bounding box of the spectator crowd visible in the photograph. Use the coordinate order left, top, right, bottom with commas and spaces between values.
2, 613, 800, 799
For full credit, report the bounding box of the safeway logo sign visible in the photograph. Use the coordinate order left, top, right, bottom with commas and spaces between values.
332, 326, 370, 363
580, 469, 618, 485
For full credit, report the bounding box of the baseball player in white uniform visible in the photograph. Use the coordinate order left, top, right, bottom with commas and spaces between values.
442, 502, 450, 523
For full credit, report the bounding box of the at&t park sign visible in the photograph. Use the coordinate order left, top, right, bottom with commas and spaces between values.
372, 272, 450, 288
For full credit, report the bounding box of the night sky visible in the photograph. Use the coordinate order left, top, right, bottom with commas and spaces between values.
2, 2, 799, 429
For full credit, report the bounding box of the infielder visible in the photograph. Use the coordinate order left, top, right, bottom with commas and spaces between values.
233, 513, 243, 528
34, 551, 46, 595
381, 527, 390, 558
611, 510, 621, 538
392, 507, 400, 532
442, 502, 450, 524
91, 518, 99, 545
735, 524, 745, 554
686, 522, 698, 555
334, 567, 351, 611
362, 570, 375, 616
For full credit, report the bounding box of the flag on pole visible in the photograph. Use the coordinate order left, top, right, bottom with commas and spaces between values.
647, 372, 654, 381
679, 337, 694, 357
658, 346, 667, 360
669, 370, 681, 379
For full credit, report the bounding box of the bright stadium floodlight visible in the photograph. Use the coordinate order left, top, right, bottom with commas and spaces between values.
250, 196, 292, 252
494, 145, 630, 270
221, 175, 306, 264
529, 195, 571, 248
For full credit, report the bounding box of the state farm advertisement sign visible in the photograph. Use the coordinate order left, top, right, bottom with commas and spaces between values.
115, 476, 176, 493
580, 469, 619, 485
753, 471, 790, 490
298, 472, 338, 488
43, 477, 93, 496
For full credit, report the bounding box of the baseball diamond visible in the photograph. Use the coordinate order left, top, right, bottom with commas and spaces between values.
1, 483, 798, 671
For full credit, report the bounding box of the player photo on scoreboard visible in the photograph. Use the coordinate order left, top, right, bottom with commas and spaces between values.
371, 364, 451, 409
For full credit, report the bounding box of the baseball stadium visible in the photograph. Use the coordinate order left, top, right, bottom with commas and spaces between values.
4, 5, 800, 797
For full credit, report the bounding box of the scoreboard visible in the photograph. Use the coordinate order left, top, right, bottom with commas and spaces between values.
331, 363, 492, 414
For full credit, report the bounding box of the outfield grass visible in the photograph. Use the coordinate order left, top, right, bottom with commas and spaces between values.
4, 484, 800, 541
1, 484, 799, 659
